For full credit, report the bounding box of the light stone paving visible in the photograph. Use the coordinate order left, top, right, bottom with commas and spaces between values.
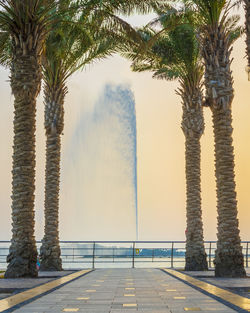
183, 269, 250, 288
0, 270, 91, 312
12, 269, 238, 313
0, 271, 74, 289
0, 271, 74, 300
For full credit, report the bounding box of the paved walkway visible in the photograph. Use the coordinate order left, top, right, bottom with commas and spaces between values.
184, 269, 250, 289
0, 271, 74, 300
6, 269, 244, 313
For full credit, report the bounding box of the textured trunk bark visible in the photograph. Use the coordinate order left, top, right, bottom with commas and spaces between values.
40, 133, 62, 271
5, 52, 41, 278
244, 0, 250, 79
181, 89, 207, 271
212, 106, 245, 277
184, 134, 208, 270
202, 24, 245, 277
40, 84, 64, 271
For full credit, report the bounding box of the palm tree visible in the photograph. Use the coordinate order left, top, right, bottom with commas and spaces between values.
39, 0, 169, 271
0, 0, 55, 278
187, 0, 245, 277
244, 0, 250, 79
0, 0, 172, 276
39, 0, 166, 270
122, 11, 208, 270
40, 1, 118, 271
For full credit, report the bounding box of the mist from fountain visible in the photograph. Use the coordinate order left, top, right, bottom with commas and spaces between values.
62, 84, 138, 240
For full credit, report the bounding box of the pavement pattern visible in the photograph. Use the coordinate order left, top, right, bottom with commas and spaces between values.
183, 269, 250, 290
5, 268, 244, 313
0, 270, 91, 312
0, 271, 74, 299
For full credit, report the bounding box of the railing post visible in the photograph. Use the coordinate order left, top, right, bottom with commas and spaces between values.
209, 242, 212, 268
152, 249, 154, 262
246, 242, 249, 268
171, 242, 174, 268
92, 242, 96, 269
73, 248, 75, 262
113, 247, 115, 263
132, 242, 135, 268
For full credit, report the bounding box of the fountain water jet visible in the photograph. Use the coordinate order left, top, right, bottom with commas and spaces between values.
63, 84, 138, 240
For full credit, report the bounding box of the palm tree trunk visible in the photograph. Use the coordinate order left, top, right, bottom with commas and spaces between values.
40, 133, 62, 271
184, 134, 208, 270
5, 52, 42, 278
244, 0, 250, 79
202, 25, 245, 277
40, 84, 65, 271
212, 106, 245, 277
181, 87, 208, 271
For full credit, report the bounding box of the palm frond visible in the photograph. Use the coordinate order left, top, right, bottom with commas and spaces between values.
121, 10, 203, 85
0, 31, 12, 67
42, 0, 118, 91
0, 0, 59, 56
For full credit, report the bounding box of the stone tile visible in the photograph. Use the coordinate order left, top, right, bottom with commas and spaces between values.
11, 268, 239, 313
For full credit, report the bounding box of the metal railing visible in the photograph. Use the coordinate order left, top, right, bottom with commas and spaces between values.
0, 241, 249, 269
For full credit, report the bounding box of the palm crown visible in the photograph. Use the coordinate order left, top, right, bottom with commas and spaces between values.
121, 7, 204, 96
42, 0, 121, 136
43, 3, 118, 89
0, 0, 56, 61
183, 0, 242, 43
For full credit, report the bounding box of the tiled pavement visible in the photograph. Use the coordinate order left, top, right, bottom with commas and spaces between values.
12, 269, 239, 313
184, 269, 250, 289
0, 271, 74, 289
0, 271, 74, 300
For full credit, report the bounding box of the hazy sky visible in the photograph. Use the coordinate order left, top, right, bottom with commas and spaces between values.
0, 8, 250, 242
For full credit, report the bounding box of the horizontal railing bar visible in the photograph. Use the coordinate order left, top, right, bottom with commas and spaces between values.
0, 241, 248, 270
0, 241, 249, 244
0, 240, 249, 244
59, 260, 180, 264
0, 240, 216, 244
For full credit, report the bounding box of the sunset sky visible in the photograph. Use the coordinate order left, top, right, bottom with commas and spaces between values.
0, 7, 250, 242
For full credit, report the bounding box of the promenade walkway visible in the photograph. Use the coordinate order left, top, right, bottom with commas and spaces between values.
1, 268, 250, 312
